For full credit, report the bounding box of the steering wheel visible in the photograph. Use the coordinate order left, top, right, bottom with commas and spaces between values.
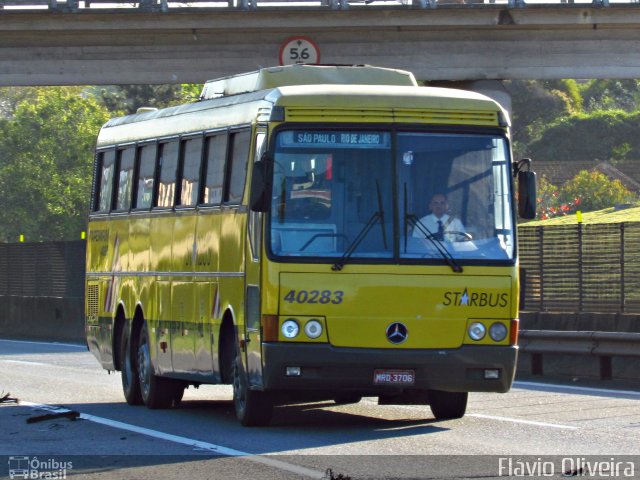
448, 231, 473, 242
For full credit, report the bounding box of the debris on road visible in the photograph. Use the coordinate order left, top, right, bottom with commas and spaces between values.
26, 410, 80, 424
324, 468, 352, 480
1, 390, 18, 404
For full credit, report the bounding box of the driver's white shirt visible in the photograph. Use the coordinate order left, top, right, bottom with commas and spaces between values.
412, 213, 465, 241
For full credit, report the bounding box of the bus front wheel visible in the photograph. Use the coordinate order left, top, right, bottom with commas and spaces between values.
232, 344, 273, 427
428, 390, 468, 420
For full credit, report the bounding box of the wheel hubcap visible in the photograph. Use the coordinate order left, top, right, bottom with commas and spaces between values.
137, 336, 151, 398
233, 360, 246, 412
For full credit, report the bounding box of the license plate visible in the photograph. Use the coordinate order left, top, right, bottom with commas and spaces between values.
373, 369, 415, 385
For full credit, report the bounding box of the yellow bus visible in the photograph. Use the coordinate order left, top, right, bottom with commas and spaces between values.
86, 65, 536, 426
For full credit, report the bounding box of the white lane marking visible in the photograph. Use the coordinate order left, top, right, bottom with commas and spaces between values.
467, 413, 579, 430
20, 402, 324, 479
514, 380, 640, 399
0, 339, 85, 349
368, 398, 580, 430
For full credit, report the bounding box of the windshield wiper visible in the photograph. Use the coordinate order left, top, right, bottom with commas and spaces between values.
332, 181, 388, 271
404, 184, 462, 273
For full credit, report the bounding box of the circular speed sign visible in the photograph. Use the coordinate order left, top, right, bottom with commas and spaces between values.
279, 36, 321, 66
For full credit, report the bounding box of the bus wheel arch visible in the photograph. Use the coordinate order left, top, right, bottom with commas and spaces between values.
113, 307, 126, 372
219, 310, 236, 385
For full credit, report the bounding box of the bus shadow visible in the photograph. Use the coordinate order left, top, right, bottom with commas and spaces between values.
8, 398, 453, 476
23, 397, 450, 455
172, 397, 450, 454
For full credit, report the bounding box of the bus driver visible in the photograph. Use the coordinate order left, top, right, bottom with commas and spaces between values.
412, 192, 466, 242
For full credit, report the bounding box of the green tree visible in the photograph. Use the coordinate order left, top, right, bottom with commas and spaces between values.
0, 87, 112, 242
505, 80, 575, 158
580, 79, 640, 113
527, 110, 640, 162
559, 170, 636, 212
93, 83, 202, 115
0, 87, 33, 118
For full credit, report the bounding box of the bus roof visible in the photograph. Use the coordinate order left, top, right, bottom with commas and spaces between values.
97, 69, 507, 146
200, 65, 418, 99
267, 84, 499, 111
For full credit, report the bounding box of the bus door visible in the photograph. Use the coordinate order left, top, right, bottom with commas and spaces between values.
244, 130, 267, 387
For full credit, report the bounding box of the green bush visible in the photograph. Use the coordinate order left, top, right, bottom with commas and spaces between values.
559, 170, 636, 212
528, 110, 640, 162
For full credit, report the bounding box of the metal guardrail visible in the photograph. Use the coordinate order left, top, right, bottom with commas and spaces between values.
519, 329, 640, 380
520, 330, 640, 357
0, 0, 637, 12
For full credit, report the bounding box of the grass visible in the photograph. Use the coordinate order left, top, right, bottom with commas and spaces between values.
521, 204, 640, 226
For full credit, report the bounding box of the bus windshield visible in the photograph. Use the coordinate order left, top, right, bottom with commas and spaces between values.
269, 128, 514, 263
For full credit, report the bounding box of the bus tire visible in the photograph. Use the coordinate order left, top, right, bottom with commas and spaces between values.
173, 383, 185, 407
232, 343, 273, 427
136, 322, 175, 409
120, 321, 143, 406
428, 390, 468, 420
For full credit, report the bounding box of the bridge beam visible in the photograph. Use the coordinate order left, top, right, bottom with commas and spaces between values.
1, 6, 639, 85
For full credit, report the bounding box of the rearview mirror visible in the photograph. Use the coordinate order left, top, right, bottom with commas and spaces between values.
249, 157, 271, 212
518, 170, 537, 220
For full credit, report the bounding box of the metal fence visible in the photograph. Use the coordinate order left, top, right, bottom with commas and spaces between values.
519, 222, 640, 314
1, 227, 639, 312
0, 241, 85, 299
0, 0, 637, 12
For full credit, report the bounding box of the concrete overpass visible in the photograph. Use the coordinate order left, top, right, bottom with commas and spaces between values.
1, 2, 640, 85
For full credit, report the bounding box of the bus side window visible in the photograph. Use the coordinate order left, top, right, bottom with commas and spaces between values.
97, 150, 116, 212
156, 141, 179, 208
225, 130, 250, 204
135, 143, 157, 209
180, 137, 203, 207
115, 147, 135, 211
203, 134, 227, 205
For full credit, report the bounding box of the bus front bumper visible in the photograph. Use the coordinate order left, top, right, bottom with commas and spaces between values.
261, 343, 517, 394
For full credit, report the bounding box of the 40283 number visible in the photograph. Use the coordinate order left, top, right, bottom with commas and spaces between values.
283, 289, 344, 305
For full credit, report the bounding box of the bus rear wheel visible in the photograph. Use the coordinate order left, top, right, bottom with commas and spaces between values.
428, 390, 468, 420
136, 322, 180, 409
232, 344, 273, 427
120, 322, 143, 406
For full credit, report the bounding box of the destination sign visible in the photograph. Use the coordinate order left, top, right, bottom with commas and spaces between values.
278, 131, 391, 149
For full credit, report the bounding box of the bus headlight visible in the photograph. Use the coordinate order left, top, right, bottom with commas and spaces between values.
281, 319, 300, 339
489, 322, 508, 342
468, 322, 486, 341
304, 320, 323, 339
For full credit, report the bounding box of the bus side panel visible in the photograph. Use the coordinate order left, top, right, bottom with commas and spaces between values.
170, 213, 197, 373
150, 214, 174, 273
171, 281, 196, 373
218, 211, 247, 352
129, 215, 151, 274
194, 281, 215, 376
151, 213, 175, 374
156, 280, 173, 374
195, 210, 222, 379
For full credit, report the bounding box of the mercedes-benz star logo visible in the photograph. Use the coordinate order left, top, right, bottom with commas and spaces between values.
386, 322, 408, 344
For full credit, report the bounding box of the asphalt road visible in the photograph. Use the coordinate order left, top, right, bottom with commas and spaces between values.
1, 338, 639, 479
